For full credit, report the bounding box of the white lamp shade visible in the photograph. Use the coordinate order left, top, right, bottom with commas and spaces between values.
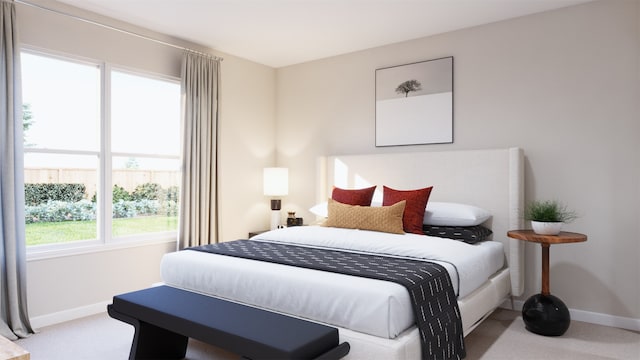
263, 167, 288, 196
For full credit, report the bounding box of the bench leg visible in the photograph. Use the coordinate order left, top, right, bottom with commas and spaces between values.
108, 305, 188, 359
314, 342, 350, 360
131, 321, 188, 359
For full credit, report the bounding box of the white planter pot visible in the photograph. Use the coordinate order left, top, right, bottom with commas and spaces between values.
531, 221, 563, 235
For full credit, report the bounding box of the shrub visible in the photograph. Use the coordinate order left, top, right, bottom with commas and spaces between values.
112, 185, 132, 202
112, 199, 160, 218
25, 200, 96, 223
25, 182, 179, 223
132, 183, 161, 201
112, 200, 136, 218
165, 186, 179, 201
160, 200, 179, 217
25, 183, 86, 205
133, 199, 160, 216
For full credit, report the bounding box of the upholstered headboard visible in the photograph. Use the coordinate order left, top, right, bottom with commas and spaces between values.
317, 147, 525, 296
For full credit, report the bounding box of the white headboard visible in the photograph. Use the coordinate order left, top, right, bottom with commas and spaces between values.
317, 147, 525, 296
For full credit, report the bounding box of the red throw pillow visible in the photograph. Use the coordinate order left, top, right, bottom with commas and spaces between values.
382, 186, 433, 234
332, 186, 376, 206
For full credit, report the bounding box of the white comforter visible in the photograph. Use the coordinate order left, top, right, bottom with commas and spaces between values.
160, 226, 504, 339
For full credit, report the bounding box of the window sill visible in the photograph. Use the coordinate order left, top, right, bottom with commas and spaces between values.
26, 236, 177, 261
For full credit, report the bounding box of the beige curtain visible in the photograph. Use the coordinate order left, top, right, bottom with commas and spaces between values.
178, 51, 220, 249
0, 0, 34, 339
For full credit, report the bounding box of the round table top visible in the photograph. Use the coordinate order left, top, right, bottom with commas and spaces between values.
507, 229, 587, 244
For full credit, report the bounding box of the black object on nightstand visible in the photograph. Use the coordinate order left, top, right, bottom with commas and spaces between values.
248, 230, 268, 238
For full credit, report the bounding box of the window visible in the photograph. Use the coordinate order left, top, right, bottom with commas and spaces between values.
21, 51, 181, 251
110, 70, 181, 238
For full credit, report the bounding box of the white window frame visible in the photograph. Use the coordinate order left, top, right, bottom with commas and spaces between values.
22, 48, 181, 260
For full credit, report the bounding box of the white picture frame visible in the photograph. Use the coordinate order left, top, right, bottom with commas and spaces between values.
375, 57, 453, 147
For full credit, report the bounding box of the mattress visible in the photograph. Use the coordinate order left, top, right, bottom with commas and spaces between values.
160, 226, 504, 339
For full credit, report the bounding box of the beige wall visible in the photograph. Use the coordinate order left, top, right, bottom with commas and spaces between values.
276, 0, 640, 321
17, 0, 276, 320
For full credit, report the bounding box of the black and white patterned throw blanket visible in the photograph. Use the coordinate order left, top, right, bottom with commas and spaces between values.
189, 240, 465, 360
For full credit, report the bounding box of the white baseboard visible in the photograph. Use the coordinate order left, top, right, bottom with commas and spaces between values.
501, 299, 640, 332
29, 284, 166, 329
30, 300, 110, 329
569, 307, 640, 332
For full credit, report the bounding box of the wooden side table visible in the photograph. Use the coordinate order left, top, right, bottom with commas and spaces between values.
507, 229, 587, 336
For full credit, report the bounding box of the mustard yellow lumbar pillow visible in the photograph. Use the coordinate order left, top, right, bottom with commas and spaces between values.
323, 198, 406, 234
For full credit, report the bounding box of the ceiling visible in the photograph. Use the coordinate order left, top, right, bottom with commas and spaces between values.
54, 0, 593, 68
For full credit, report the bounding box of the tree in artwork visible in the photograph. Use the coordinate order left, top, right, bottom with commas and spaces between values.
395, 79, 422, 97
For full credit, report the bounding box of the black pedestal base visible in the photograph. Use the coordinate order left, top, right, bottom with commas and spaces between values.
522, 293, 570, 336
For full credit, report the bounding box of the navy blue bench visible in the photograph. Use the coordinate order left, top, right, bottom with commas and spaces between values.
108, 285, 350, 360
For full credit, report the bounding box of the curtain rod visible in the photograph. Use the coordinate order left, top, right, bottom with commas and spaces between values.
13, 0, 223, 61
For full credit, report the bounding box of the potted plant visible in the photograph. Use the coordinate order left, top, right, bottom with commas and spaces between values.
524, 200, 578, 235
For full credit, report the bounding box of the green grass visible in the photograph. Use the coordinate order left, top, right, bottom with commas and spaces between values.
25, 216, 178, 246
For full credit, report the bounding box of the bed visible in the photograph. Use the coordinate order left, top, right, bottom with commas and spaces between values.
160, 147, 525, 360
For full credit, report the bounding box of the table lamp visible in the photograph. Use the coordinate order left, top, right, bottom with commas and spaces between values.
263, 167, 288, 230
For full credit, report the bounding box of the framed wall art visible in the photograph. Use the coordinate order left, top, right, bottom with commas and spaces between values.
375, 56, 453, 147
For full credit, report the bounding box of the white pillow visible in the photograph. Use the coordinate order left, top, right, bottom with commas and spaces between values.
423, 202, 491, 226
309, 201, 329, 217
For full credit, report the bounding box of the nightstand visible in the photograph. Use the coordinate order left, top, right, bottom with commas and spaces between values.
507, 229, 587, 336
249, 225, 308, 238
248, 230, 268, 238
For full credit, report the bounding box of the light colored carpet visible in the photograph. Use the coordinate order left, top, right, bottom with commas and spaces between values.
14, 308, 639, 360
464, 309, 639, 360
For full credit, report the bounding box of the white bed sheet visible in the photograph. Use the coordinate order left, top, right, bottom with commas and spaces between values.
160, 226, 504, 339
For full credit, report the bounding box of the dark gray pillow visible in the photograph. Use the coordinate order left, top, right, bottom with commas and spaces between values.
422, 225, 492, 244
